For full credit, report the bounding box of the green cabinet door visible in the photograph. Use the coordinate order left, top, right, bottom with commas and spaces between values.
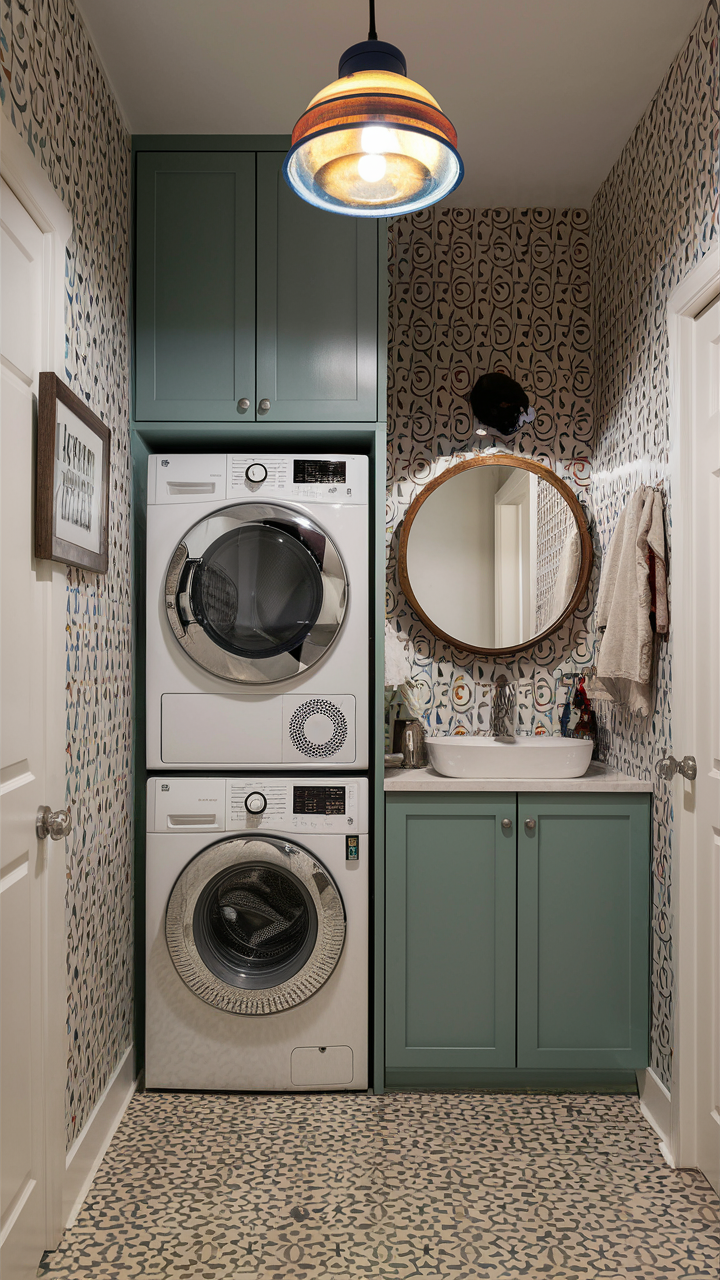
386, 794, 517, 1079
517, 793, 650, 1070
135, 152, 256, 421
255, 153, 378, 421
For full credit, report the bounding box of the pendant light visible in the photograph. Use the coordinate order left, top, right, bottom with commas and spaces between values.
283, 0, 463, 217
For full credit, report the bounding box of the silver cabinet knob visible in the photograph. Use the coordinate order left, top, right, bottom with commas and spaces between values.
36, 806, 71, 841
501, 818, 513, 830
524, 818, 536, 832
236, 398, 250, 412
258, 398, 271, 412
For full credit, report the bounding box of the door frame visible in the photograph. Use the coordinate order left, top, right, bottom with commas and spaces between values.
667, 241, 720, 1169
1, 119, 73, 1247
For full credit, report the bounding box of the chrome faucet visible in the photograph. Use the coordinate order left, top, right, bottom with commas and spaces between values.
490, 677, 516, 739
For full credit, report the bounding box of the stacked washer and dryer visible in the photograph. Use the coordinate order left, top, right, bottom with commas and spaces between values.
145, 453, 370, 1091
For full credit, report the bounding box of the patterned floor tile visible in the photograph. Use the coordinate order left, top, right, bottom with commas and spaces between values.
38, 1091, 719, 1279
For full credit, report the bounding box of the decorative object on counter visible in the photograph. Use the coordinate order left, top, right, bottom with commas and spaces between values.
398, 720, 428, 770
283, 0, 463, 217
560, 674, 598, 755
398, 455, 593, 658
470, 371, 537, 440
588, 486, 667, 717
35, 373, 110, 573
489, 677, 516, 740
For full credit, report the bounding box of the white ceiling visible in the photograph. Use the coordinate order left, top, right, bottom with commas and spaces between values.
78, 0, 704, 208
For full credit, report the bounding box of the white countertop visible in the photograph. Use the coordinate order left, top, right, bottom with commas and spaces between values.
384, 761, 654, 793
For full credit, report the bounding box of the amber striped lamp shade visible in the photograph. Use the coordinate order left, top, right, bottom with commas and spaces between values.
283, 40, 463, 217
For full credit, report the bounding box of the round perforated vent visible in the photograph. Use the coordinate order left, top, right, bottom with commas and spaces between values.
288, 699, 348, 758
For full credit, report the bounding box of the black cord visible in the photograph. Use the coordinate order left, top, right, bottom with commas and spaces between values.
368, 0, 377, 40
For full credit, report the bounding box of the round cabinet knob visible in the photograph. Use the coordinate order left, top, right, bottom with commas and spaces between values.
244, 792, 267, 815
501, 818, 513, 830
236, 398, 250, 412
245, 463, 268, 485
258, 398, 271, 413
524, 818, 537, 832
36, 805, 71, 841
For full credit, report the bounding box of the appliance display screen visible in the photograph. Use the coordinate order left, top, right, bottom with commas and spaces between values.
293, 460, 346, 485
293, 786, 346, 816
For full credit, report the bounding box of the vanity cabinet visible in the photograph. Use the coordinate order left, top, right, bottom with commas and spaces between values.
135, 150, 379, 423
385, 791, 650, 1087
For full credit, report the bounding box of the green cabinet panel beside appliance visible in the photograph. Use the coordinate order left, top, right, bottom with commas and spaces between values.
135, 148, 379, 423
385, 794, 518, 1077
385, 791, 650, 1088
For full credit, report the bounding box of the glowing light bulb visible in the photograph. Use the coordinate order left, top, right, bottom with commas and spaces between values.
361, 125, 395, 154
358, 153, 387, 183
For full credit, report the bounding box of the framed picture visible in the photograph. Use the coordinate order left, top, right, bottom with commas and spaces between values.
36, 373, 110, 574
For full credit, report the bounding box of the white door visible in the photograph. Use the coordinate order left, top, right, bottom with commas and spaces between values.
692, 297, 720, 1192
0, 177, 67, 1275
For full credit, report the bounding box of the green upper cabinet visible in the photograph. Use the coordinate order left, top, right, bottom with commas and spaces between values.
135, 152, 256, 422
256, 154, 378, 422
517, 793, 650, 1071
134, 149, 379, 423
385, 793, 517, 1079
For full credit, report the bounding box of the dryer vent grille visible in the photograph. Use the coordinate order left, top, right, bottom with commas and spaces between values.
288, 699, 348, 759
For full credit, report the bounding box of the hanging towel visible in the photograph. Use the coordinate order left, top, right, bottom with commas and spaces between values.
588, 486, 667, 717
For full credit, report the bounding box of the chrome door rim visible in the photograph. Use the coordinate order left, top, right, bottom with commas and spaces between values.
164, 502, 348, 685
165, 835, 346, 1015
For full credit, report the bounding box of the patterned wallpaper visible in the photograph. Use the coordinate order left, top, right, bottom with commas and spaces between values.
386, 207, 597, 739
590, 0, 719, 1089
1, 1, 133, 1145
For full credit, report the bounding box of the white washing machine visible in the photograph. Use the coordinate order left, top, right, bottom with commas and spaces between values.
145, 775, 368, 1091
146, 453, 369, 769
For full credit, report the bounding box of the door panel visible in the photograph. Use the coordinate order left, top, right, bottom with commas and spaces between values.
0, 177, 48, 1278
386, 794, 516, 1073
517, 794, 650, 1070
256, 153, 378, 421
135, 152, 256, 420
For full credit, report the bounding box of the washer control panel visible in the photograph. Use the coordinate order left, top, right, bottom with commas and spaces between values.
146, 777, 368, 834
228, 779, 361, 834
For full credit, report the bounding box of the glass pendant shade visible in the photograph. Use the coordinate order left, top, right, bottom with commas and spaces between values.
284, 41, 463, 217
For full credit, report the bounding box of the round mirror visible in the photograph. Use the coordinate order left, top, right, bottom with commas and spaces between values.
398, 456, 592, 656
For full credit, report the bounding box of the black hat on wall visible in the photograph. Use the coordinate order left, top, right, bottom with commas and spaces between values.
470, 371, 536, 438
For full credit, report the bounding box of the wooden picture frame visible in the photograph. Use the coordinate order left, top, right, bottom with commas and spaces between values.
36, 373, 110, 574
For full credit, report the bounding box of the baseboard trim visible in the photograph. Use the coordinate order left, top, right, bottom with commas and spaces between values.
63, 1046, 136, 1229
637, 1068, 674, 1166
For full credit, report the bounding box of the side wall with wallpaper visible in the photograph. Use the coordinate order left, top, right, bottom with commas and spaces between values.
1, 0, 133, 1145
590, 0, 718, 1091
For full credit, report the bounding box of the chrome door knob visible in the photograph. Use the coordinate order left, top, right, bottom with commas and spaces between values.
258, 398, 271, 412
656, 750, 697, 781
236, 398, 250, 412
36, 806, 71, 841
244, 792, 267, 815
501, 818, 513, 830
524, 818, 536, 832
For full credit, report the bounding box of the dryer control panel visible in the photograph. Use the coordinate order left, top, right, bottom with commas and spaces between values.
148, 454, 368, 506
148, 776, 368, 835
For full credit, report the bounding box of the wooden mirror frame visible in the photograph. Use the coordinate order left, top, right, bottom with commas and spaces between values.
397, 454, 593, 658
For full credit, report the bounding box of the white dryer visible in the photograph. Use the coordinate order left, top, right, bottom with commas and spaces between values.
145, 775, 368, 1092
146, 453, 368, 769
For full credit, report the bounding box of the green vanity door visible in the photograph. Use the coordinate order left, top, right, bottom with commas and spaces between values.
135, 152, 256, 421
517, 793, 650, 1070
385, 794, 517, 1082
255, 153, 378, 422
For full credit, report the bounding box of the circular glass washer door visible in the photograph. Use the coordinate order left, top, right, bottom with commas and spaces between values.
165, 503, 348, 684
165, 834, 346, 1015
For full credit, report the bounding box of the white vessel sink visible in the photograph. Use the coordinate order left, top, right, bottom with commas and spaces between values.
425, 735, 594, 780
